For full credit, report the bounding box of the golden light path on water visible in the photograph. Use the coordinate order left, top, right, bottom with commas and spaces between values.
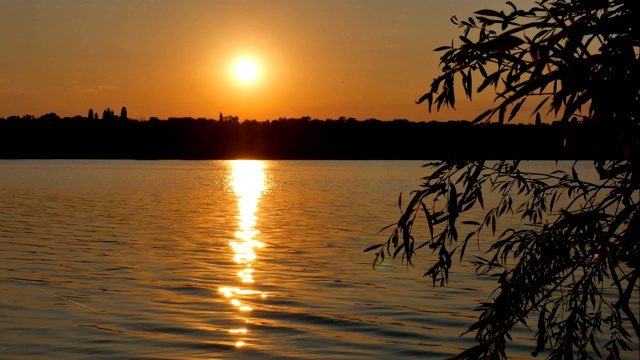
219, 160, 268, 348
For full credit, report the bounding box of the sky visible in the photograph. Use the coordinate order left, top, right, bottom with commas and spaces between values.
0, 0, 531, 122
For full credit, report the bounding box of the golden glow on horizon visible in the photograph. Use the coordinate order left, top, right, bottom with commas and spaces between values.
234, 59, 259, 83
0, 1, 515, 123
219, 160, 268, 349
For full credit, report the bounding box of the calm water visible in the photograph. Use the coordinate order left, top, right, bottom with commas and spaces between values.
0, 160, 636, 359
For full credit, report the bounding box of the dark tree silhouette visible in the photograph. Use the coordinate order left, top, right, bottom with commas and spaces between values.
88, 109, 93, 120
0, 114, 629, 160
120, 107, 127, 120
39, 113, 60, 121
367, 1, 639, 359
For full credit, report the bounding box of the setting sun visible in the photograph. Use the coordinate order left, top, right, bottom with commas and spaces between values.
234, 59, 259, 83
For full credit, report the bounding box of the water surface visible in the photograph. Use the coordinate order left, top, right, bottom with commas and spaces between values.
0, 160, 636, 359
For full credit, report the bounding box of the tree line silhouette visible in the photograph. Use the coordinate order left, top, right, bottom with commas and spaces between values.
0, 111, 632, 160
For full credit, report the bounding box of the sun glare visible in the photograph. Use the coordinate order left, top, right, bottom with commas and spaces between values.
234, 59, 258, 83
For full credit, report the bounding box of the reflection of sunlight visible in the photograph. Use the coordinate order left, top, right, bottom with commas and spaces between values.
231, 160, 266, 269
219, 160, 268, 348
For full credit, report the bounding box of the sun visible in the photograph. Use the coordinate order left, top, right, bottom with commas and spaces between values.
234, 59, 258, 83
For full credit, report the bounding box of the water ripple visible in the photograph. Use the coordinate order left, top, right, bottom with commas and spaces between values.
1, 160, 636, 359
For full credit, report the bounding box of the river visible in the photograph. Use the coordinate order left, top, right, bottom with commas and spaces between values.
0, 160, 636, 359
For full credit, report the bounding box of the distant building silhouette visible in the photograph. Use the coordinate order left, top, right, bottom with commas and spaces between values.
101, 108, 117, 120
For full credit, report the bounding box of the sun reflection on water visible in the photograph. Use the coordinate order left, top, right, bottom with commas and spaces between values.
219, 160, 268, 348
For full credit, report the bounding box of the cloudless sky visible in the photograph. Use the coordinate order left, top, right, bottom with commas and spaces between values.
0, 0, 531, 122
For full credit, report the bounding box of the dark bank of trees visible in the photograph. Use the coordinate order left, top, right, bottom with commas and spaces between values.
0, 113, 631, 160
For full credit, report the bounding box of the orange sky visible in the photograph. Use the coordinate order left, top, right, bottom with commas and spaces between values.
0, 0, 534, 122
